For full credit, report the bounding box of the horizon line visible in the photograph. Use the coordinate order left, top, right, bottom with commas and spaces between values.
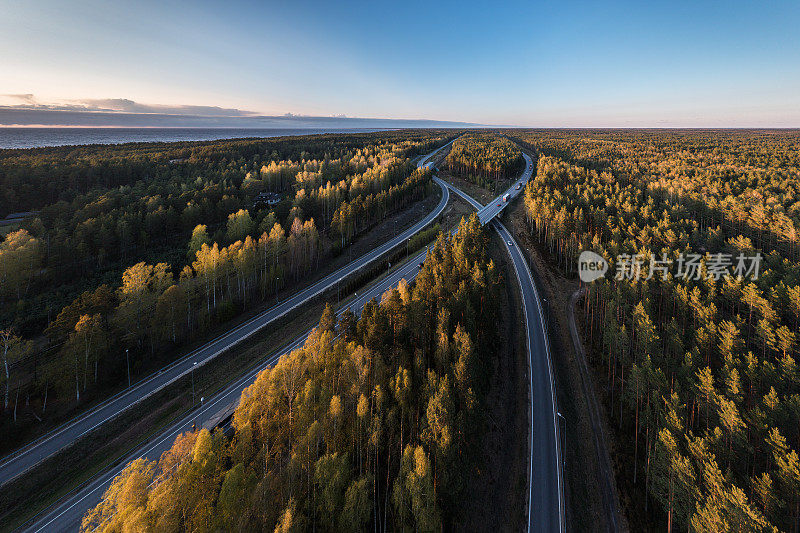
2, 125, 799, 130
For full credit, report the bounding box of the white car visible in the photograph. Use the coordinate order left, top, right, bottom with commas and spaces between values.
507, 240, 513, 246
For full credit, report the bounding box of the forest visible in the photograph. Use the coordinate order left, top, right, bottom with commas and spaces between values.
514, 129, 800, 531
444, 132, 523, 188
81, 214, 503, 532
0, 130, 455, 451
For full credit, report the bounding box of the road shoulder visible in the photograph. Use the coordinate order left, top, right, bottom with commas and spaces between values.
504, 202, 628, 532
451, 229, 529, 531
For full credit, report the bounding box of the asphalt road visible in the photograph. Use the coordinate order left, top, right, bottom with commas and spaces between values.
473, 156, 533, 224
24, 244, 440, 532
495, 219, 564, 533
24, 138, 567, 532
0, 139, 456, 490
441, 155, 565, 533
25, 180, 463, 532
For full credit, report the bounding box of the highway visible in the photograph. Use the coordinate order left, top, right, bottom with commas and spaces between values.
24, 244, 441, 532
496, 219, 563, 533
441, 153, 565, 532
24, 140, 565, 532
473, 164, 530, 224
26, 180, 465, 532
0, 139, 456, 490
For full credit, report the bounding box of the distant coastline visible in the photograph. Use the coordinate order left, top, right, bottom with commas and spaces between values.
0, 127, 396, 149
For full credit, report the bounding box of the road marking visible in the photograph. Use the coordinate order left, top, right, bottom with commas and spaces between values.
442, 153, 565, 532
2, 144, 455, 488
31, 253, 433, 532
24, 139, 461, 531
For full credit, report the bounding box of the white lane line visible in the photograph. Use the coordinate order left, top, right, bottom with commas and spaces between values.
498, 219, 564, 533
495, 221, 535, 533
2, 155, 452, 486
441, 152, 564, 533
28, 172, 448, 533
30, 337, 300, 532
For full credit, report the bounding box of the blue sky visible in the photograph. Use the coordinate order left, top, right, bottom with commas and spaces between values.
1, 0, 798, 126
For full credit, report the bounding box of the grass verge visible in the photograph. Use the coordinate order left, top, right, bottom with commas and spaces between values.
4, 187, 471, 532
502, 199, 628, 532
452, 232, 529, 531
2, 189, 443, 455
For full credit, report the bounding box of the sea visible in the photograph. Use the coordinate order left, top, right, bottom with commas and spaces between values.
0, 127, 393, 150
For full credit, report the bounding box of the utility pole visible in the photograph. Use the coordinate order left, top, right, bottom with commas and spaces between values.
192, 362, 197, 407
556, 411, 566, 473
126, 349, 130, 388
275, 277, 280, 304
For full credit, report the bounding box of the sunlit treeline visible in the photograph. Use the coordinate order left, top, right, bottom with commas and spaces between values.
0, 131, 454, 449
517, 129, 800, 531
82, 215, 502, 532
445, 132, 523, 187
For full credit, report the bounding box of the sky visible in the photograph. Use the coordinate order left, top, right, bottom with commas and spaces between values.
1, 0, 799, 127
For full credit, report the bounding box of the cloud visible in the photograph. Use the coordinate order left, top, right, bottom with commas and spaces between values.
0, 94, 484, 128
0, 95, 258, 117
76, 99, 258, 117
2, 94, 37, 104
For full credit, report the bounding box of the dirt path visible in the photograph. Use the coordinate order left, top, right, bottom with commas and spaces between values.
567, 288, 623, 532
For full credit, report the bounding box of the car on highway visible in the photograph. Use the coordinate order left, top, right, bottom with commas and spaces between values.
516, 183, 521, 190
507, 240, 513, 246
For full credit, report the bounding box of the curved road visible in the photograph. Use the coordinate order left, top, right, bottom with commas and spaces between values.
26, 181, 466, 532
25, 242, 443, 532
0, 139, 456, 490
24, 139, 565, 532
441, 154, 565, 533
